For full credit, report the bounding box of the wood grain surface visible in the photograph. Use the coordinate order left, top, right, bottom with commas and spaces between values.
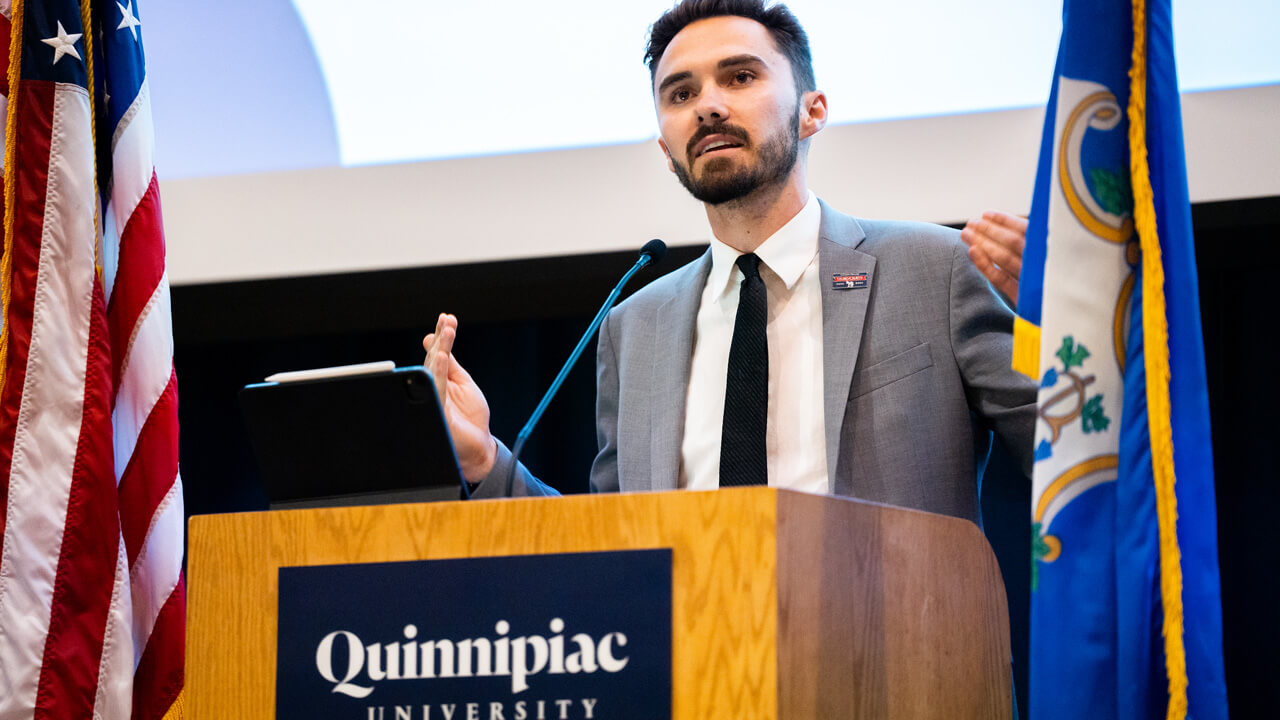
776, 491, 1011, 718
188, 488, 780, 719
188, 488, 1009, 719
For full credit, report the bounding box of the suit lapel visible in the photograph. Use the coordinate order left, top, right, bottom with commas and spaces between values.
649, 250, 711, 491
817, 203, 875, 484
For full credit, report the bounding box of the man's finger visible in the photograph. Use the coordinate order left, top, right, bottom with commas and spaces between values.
971, 245, 1020, 305
976, 234, 1023, 276
971, 217, 1024, 245
424, 314, 451, 355
430, 351, 449, 406
436, 323, 456, 356
980, 220, 1026, 251
425, 315, 457, 403
982, 210, 1029, 233
967, 243, 997, 277
964, 215, 1025, 280
968, 244, 1017, 290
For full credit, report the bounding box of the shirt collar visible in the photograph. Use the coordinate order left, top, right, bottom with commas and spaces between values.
706, 191, 820, 300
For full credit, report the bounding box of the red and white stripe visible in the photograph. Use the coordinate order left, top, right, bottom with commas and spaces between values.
103, 71, 185, 720
0, 3, 183, 716
0, 76, 122, 718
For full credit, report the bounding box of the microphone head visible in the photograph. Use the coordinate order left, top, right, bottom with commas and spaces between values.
640, 239, 667, 266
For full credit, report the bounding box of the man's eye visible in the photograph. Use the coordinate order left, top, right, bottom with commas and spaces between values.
671, 88, 692, 103
732, 71, 754, 84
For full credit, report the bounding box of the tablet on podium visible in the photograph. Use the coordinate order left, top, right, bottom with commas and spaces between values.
239, 362, 464, 508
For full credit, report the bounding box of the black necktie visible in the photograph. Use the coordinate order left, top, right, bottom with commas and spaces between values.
720, 253, 768, 487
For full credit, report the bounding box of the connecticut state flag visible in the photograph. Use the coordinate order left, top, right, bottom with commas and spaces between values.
1014, 0, 1228, 718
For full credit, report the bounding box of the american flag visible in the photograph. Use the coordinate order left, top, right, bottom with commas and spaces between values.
0, 0, 184, 717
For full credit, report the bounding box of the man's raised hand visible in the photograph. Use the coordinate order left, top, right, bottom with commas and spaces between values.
961, 210, 1027, 308
423, 313, 498, 483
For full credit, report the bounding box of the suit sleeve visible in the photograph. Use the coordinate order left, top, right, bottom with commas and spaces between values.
465, 438, 561, 498
588, 309, 621, 493
948, 240, 1038, 477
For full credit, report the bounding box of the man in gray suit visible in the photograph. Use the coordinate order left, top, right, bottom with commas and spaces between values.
424, 0, 1035, 522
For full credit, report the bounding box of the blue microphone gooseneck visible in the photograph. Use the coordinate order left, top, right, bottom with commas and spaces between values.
502, 240, 667, 497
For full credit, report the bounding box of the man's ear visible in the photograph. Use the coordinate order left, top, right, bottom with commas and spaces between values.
657, 138, 676, 173
799, 90, 828, 141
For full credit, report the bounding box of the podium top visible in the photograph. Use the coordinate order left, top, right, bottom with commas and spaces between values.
188, 488, 1010, 719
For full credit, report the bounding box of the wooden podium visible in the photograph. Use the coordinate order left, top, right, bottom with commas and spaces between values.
187, 488, 1010, 718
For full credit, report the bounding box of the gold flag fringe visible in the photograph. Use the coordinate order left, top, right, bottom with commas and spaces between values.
1127, 0, 1189, 717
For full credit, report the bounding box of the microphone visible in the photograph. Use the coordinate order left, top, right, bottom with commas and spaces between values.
497, 240, 667, 498
638, 238, 667, 265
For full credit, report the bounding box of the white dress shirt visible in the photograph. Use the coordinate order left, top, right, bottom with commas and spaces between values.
679, 192, 829, 493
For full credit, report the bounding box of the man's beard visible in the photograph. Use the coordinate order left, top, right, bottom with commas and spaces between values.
671, 114, 800, 206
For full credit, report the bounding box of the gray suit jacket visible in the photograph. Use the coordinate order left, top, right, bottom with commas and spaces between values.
473, 201, 1036, 522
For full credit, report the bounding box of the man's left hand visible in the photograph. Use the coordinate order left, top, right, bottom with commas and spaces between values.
961, 210, 1027, 308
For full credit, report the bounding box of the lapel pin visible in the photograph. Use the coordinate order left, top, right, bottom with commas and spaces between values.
832, 272, 869, 290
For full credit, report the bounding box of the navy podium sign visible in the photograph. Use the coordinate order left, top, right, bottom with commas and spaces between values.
276, 549, 672, 720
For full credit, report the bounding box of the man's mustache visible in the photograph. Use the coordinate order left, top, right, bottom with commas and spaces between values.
686, 123, 750, 160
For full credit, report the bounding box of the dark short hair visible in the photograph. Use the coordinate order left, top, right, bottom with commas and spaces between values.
645, 0, 816, 96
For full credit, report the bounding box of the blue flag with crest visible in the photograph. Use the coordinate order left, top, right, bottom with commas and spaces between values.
1013, 0, 1228, 717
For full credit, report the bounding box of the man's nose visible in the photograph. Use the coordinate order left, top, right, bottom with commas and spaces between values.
695, 85, 728, 124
